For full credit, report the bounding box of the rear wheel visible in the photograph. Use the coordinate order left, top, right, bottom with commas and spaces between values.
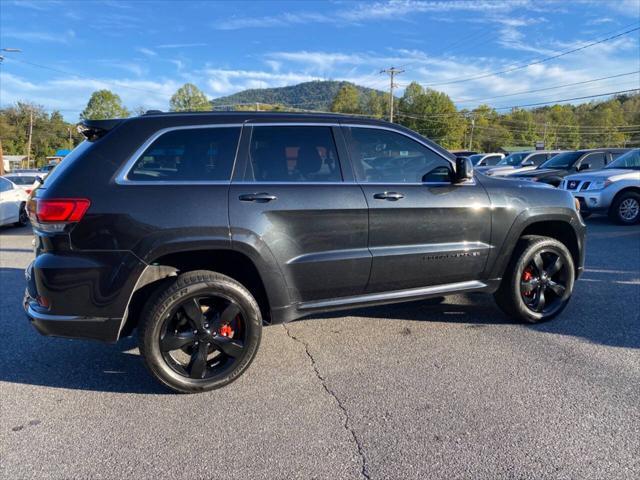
14, 202, 28, 226
609, 191, 640, 225
138, 270, 262, 393
494, 235, 575, 323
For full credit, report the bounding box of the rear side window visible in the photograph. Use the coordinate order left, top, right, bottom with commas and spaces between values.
246, 126, 341, 182
128, 127, 240, 182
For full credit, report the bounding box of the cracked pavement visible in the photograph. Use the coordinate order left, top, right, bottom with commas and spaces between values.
1, 217, 639, 479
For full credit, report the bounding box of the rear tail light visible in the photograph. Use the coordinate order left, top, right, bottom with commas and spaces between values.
25, 189, 32, 194
27, 198, 91, 232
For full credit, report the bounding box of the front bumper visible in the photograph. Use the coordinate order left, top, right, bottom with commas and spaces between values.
569, 188, 614, 213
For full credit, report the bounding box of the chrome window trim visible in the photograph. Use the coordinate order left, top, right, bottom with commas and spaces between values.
115, 123, 243, 185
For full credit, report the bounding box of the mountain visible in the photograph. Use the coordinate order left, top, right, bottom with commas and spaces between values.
211, 80, 386, 111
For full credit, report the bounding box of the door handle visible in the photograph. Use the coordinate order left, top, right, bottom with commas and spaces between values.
239, 192, 277, 203
373, 192, 404, 201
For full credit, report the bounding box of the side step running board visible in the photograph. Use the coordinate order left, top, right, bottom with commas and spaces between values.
298, 280, 487, 312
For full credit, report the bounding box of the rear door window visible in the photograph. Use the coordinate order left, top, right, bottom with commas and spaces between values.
245, 126, 342, 182
128, 127, 241, 182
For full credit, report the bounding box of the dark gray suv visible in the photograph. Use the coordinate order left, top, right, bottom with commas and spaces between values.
24, 112, 586, 393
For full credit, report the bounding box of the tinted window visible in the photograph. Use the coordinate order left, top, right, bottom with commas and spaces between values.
247, 126, 341, 182
0, 178, 12, 192
540, 151, 582, 169
468, 154, 484, 165
5, 176, 37, 185
582, 152, 605, 170
528, 154, 547, 166
498, 152, 528, 166
606, 149, 640, 170
484, 155, 502, 165
346, 127, 452, 183
128, 127, 240, 181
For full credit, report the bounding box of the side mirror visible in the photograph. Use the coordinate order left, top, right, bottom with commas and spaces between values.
521, 159, 534, 167
455, 156, 473, 183
35, 176, 44, 184
578, 162, 591, 171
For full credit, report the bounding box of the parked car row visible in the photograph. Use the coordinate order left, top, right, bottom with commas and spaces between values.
464, 148, 639, 225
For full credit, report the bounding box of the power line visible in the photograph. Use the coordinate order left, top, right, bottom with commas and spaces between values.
423, 24, 640, 87
455, 71, 640, 104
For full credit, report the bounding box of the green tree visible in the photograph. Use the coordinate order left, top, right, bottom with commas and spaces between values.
330, 84, 361, 114
397, 82, 465, 149
80, 90, 129, 120
503, 108, 537, 148
469, 104, 512, 152
364, 91, 386, 118
169, 83, 210, 112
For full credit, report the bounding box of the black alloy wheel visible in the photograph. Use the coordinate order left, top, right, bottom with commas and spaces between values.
494, 235, 575, 323
519, 250, 569, 317
160, 295, 246, 380
139, 270, 262, 393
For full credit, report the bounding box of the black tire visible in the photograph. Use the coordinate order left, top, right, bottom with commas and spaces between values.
138, 270, 262, 393
609, 191, 640, 225
14, 202, 28, 227
494, 235, 575, 323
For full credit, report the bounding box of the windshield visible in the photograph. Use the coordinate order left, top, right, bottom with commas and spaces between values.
497, 152, 528, 166
605, 149, 640, 170
4, 175, 37, 185
540, 151, 582, 169
468, 154, 485, 165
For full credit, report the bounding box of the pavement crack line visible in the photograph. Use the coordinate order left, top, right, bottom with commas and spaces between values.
283, 324, 371, 480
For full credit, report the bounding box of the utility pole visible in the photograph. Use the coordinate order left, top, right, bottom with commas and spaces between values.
380, 66, 404, 123
26, 109, 34, 169
468, 116, 475, 150
255, 102, 260, 112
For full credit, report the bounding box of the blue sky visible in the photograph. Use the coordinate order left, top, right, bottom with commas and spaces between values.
1, 0, 639, 120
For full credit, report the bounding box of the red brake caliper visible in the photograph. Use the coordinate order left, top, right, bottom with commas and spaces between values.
522, 267, 534, 297
219, 324, 234, 338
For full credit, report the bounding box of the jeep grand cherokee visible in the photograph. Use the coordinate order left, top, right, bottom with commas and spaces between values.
24, 112, 586, 393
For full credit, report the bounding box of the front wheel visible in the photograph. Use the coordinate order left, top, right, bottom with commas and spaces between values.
609, 191, 640, 225
138, 270, 262, 393
494, 235, 575, 323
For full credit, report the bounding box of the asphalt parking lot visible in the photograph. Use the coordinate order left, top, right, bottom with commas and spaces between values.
1, 218, 639, 480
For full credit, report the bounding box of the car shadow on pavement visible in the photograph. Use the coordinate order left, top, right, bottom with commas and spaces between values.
0, 266, 168, 395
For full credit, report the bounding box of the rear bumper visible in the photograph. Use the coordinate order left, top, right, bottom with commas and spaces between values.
23, 249, 144, 342
24, 291, 121, 342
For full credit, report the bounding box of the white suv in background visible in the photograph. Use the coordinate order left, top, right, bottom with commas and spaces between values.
562, 148, 640, 225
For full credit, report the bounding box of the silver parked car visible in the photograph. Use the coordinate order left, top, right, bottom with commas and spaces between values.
466, 152, 504, 167
561, 148, 640, 225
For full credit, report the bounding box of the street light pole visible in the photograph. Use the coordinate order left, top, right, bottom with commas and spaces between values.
0, 48, 22, 63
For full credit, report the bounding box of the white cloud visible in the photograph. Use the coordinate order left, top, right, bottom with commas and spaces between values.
156, 43, 207, 49
136, 47, 157, 57
2, 28, 75, 44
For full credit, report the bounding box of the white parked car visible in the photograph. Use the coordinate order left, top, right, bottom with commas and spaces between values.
3, 173, 43, 195
562, 148, 640, 225
466, 152, 504, 167
0, 176, 29, 227
478, 150, 562, 176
